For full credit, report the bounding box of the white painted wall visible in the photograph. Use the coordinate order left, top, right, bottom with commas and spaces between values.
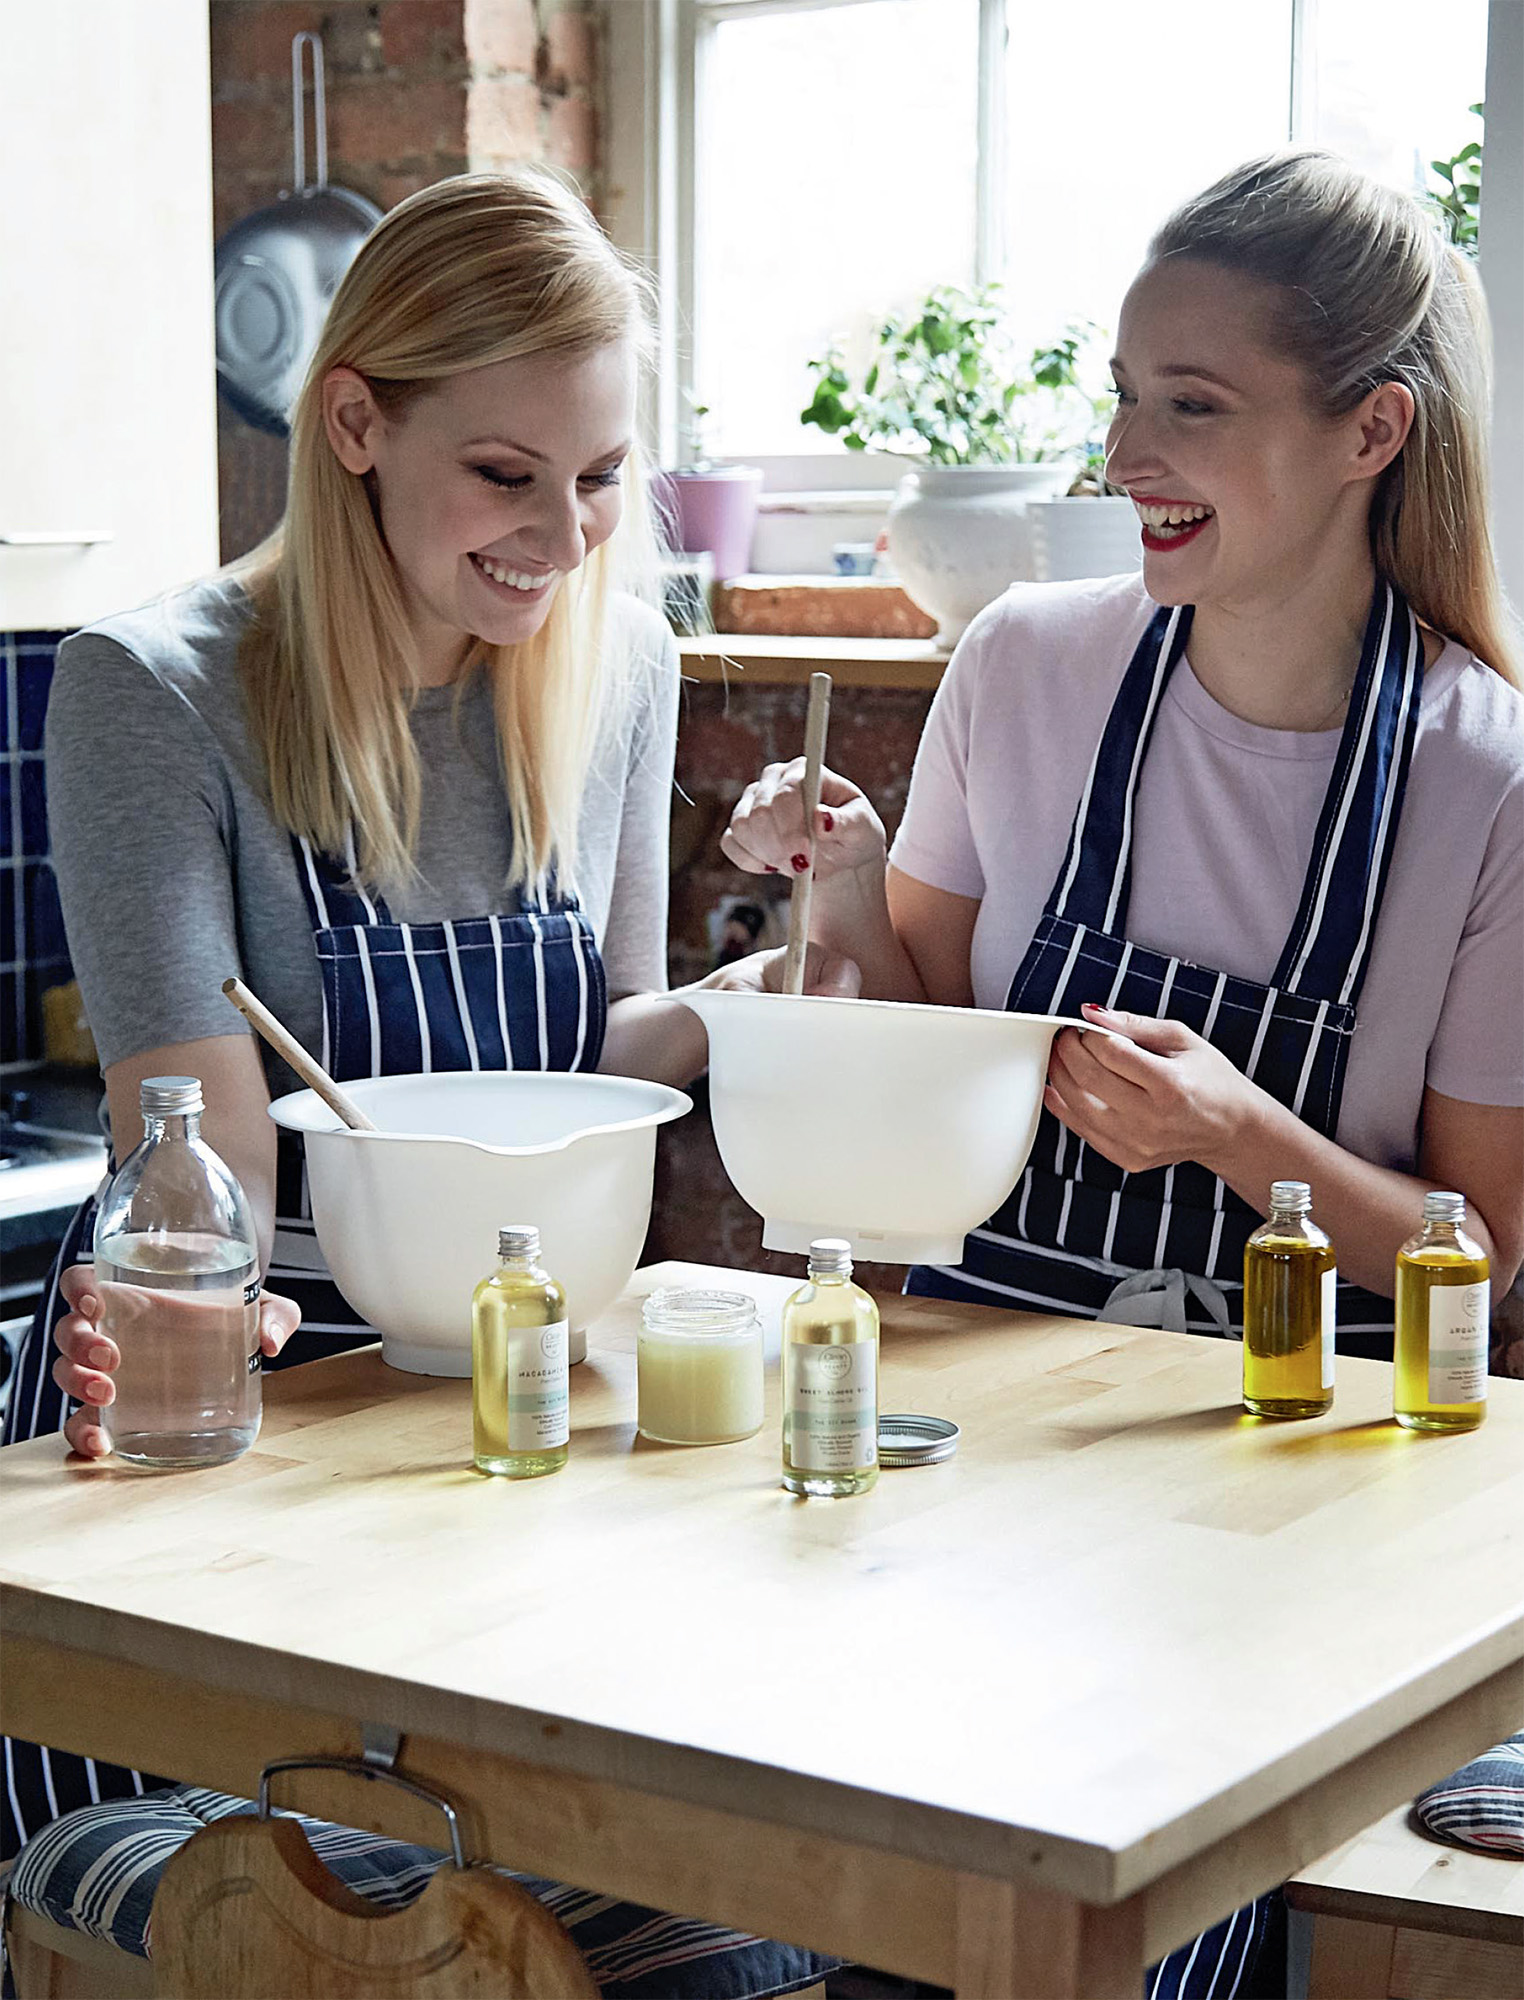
1481, 0, 1523, 637
0, 0, 219, 630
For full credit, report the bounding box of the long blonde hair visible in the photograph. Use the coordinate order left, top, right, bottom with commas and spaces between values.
236, 169, 663, 892
1149, 150, 1519, 687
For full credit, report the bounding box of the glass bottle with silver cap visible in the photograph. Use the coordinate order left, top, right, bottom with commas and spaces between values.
472, 1224, 570, 1477
781, 1238, 879, 1497
92, 1075, 262, 1468
1394, 1191, 1489, 1433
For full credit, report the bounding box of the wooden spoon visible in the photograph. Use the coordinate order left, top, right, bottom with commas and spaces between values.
781, 671, 833, 997
222, 976, 377, 1131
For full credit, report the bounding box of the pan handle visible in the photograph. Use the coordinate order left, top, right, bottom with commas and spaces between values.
291, 31, 328, 193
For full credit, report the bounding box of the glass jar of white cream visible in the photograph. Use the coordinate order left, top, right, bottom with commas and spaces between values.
637, 1288, 764, 1445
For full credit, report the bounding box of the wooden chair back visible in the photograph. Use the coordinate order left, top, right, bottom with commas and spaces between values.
150, 1814, 599, 2000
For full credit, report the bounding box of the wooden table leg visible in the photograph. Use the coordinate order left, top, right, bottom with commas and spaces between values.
956, 1874, 1145, 2000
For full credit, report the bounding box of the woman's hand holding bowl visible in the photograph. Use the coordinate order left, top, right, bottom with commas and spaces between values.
1046, 1005, 1258, 1176
708, 937, 863, 1002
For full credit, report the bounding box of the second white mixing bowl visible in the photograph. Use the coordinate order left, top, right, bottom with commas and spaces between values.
269, 1071, 690, 1374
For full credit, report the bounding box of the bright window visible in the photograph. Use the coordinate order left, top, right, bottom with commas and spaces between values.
999, 2, 1292, 355
695, 1, 980, 459
1299, 0, 1489, 188
684, 0, 1492, 460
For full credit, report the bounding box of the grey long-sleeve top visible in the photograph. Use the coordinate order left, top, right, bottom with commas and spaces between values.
45, 575, 679, 1105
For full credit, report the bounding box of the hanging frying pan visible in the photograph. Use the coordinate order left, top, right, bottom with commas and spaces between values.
213, 33, 382, 436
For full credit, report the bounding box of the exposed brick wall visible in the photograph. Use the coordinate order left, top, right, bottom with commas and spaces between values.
211, 0, 600, 559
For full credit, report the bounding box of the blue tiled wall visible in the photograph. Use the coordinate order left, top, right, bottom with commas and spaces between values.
1, 632, 72, 1070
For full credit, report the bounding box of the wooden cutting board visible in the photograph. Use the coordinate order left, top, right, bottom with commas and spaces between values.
151, 1814, 598, 1999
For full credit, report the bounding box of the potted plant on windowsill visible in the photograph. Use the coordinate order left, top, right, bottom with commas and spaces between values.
1019, 333, 1144, 588
801, 288, 1092, 644
658, 400, 765, 585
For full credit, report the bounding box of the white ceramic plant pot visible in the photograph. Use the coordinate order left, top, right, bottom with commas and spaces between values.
679, 988, 1108, 1266
887, 461, 1078, 646
269, 1072, 690, 1375
1027, 495, 1142, 582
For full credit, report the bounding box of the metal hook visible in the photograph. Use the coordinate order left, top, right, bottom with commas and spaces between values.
258, 1732, 469, 1870
291, 31, 328, 194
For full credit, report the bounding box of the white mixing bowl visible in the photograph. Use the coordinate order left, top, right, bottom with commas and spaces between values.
268, 1072, 691, 1375
680, 989, 1095, 1264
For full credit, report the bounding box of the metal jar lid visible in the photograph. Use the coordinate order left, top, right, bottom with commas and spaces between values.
877, 1414, 960, 1468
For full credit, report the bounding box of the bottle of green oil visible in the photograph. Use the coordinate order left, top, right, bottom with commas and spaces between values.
1394, 1192, 1489, 1433
781, 1239, 879, 1498
1242, 1180, 1335, 1419
472, 1225, 569, 1477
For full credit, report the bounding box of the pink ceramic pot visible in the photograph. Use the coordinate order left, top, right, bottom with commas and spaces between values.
660, 465, 764, 581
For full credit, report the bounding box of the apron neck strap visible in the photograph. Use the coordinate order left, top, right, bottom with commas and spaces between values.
1049, 601, 1192, 934
1269, 579, 1424, 1002
292, 831, 399, 931
1046, 579, 1423, 1008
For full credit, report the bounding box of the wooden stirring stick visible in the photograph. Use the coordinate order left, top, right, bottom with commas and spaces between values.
222, 976, 377, 1131
782, 670, 833, 997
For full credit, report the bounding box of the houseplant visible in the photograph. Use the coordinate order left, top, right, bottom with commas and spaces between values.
800, 287, 1093, 641
1427, 102, 1483, 256
1021, 326, 1143, 587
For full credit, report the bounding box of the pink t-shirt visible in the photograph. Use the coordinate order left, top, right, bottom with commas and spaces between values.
890, 572, 1524, 1173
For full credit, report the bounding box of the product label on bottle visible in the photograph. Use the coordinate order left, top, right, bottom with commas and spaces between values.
243, 1277, 261, 1308
787, 1342, 876, 1472
1321, 1267, 1337, 1389
507, 1321, 570, 1451
1427, 1283, 1489, 1405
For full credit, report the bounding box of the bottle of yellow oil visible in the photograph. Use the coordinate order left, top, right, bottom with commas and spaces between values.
781, 1239, 878, 1497
1394, 1192, 1489, 1433
472, 1225, 570, 1477
1242, 1180, 1335, 1419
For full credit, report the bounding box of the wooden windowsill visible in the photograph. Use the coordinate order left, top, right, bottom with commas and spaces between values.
678, 633, 950, 690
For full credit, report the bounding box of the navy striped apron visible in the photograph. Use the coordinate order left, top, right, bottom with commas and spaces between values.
2, 832, 606, 1861
910, 578, 1422, 1354
266, 833, 606, 1337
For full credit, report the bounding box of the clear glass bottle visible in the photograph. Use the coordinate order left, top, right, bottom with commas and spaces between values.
92, 1075, 262, 1469
1242, 1179, 1336, 1419
781, 1239, 879, 1497
472, 1225, 569, 1477
1394, 1192, 1489, 1433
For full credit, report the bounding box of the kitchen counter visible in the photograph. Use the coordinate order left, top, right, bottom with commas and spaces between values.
0, 1066, 106, 1230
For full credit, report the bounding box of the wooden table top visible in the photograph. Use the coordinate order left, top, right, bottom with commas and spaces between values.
3, 1263, 1520, 1906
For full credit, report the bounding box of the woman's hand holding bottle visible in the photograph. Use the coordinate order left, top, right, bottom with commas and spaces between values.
50, 1264, 300, 1459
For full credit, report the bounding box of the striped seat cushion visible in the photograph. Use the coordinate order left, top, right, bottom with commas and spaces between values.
8, 1786, 838, 1998
1413, 1731, 1524, 1857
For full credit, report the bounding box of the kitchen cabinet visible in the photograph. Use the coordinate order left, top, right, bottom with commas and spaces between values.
0, 0, 218, 631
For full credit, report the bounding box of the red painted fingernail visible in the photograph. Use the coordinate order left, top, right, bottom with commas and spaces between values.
791, 853, 809, 873
765, 865, 779, 874
820, 810, 834, 832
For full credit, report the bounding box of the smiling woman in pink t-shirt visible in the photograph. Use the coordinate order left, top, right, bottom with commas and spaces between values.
725, 150, 1523, 1345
